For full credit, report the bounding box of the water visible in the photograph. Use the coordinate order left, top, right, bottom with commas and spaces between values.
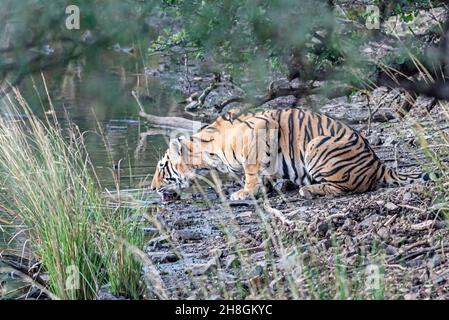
0, 52, 188, 298
17, 54, 189, 189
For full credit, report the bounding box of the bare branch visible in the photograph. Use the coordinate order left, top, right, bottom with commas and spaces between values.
133, 91, 201, 130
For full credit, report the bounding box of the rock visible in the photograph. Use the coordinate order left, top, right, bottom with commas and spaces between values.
342, 218, 354, 232
383, 136, 398, 146
254, 264, 264, 277
428, 254, 442, 268
384, 202, 399, 212
375, 200, 385, 207
372, 111, 396, 122
190, 258, 217, 276
236, 211, 253, 218
377, 226, 390, 240
435, 271, 449, 284
209, 249, 222, 258
317, 221, 329, 237
360, 214, 381, 226
404, 293, 417, 300
402, 192, 412, 202
147, 251, 179, 263
370, 87, 411, 118
323, 239, 332, 250
434, 220, 448, 229
415, 96, 436, 112
385, 245, 398, 256
262, 95, 297, 109
367, 135, 383, 146
172, 229, 203, 241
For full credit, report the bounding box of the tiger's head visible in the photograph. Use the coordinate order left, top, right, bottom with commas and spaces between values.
150, 116, 228, 199
150, 135, 212, 200
150, 137, 195, 195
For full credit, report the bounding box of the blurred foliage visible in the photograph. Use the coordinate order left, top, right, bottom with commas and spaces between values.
0, 0, 448, 99
0, 0, 160, 90
152, 0, 449, 93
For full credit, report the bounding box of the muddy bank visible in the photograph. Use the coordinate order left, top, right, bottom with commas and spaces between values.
141, 87, 449, 299
146, 184, 449, 299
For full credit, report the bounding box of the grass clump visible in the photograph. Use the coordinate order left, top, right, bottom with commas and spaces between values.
0, 89, 145, 299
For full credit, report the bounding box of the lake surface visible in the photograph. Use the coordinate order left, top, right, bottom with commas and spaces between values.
0, 52, 190, 298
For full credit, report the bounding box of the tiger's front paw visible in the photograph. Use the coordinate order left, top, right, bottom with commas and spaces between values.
230, 189, 253, 201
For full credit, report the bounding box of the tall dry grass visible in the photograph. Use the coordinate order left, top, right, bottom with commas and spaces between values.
0, 87, 145, 299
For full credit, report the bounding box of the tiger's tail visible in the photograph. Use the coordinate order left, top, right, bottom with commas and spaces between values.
378, 165, 435, 188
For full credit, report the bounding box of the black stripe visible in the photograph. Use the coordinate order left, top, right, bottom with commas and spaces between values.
320, 135, 359, 163
288, 111, 298, 181
325, 115, 332, 131
366, 162, 381, 190
282, 155, 290, 180
334, 128, 347, 142
316, 113, 324, 136
350, 159, 377, 187
235, 118, 254, 129
313, 152, 368, 178
315, 136, 332, 148
309, 140, 356, 171
190, 136, 214, 143
232, 148, 238, 162
340, 153, 373, 176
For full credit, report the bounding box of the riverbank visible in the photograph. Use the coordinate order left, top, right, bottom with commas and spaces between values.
140, 86, 449, 299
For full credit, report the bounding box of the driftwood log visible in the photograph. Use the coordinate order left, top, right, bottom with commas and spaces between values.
133, 91, 201, 131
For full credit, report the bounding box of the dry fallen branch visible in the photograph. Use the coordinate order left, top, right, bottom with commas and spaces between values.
263, 203, 296, 227
132, 90, 201, 130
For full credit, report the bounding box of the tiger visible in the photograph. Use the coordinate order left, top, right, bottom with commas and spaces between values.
150, 107, 431, 201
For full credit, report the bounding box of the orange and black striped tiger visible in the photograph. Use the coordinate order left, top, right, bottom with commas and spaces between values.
150, 108, 431, 200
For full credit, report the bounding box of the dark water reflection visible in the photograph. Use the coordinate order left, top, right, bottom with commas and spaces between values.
18, 54, 185, 190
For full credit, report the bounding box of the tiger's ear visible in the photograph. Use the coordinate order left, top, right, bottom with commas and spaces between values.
227, 108, 240, 115
226, 108, 241, 118
169, 136, 185, 159
169, 139, 182, 158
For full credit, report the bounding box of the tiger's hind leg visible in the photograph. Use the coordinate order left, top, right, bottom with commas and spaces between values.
300, 134, 379, 199
299, 183, 345, 199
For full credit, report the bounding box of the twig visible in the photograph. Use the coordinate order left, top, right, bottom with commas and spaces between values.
263, 203, 296, 227
365, 91, 372, 135
325, 211, 349, 221
184, 54, 192, 96
397, 204, 426, 212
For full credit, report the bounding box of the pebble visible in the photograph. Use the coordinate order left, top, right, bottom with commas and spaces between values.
377, 226, 390, 240
384, 202, 399, 211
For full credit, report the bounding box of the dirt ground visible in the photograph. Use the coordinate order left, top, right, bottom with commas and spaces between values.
142, 91, 449, 300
